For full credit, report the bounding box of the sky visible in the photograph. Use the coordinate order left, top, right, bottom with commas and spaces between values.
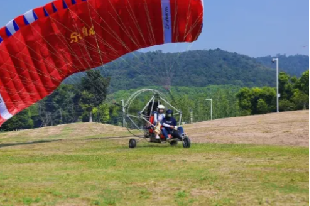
0, 0, 308, 57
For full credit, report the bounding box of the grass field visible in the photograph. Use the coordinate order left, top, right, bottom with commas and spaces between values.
0, 139, 308, 206
0, 111, 308, 206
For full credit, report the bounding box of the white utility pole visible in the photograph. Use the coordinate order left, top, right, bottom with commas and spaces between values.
272, 58, 279, 112
121, 99, 125, 127
205, 99, 213, 120
190, 108, 193, 123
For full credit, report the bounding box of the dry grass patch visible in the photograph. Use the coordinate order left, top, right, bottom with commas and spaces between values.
185, 110, 309, 147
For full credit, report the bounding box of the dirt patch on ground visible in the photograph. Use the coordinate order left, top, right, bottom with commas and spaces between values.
184, 110, 309, 147
0, 122, 127, 140
1, 111, 308, 148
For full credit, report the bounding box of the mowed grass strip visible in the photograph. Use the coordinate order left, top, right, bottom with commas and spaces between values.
0, 139, 308, 206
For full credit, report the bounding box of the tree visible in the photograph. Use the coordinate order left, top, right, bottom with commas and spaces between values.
99, 104, 110, 123
110, 105, 120, 125
279, 100, 295, 111
42, 84, 78, 125
291, 90, 309, 110
81, 70, 111, 106
236, 70, 309, 115
236, 88, 252, 116
257, 99, 268, 114
260, 87, 276, 112
295, 70, 309, 94
79, 90, 96, 122
1, 109, 33, 131
278, 72, 293, 100
79, 70, 111, 122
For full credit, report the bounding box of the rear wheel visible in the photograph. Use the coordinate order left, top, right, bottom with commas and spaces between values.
129, 139, 137, 148
183, 137, 191, 148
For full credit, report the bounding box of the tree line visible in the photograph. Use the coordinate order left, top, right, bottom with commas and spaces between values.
1, 70, 120, 131
237, 70, 309, 115
1, 70, 308, 131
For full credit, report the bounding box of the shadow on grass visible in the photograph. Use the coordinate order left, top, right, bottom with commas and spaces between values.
0, 135, 134, 149
0, 139, 61, 148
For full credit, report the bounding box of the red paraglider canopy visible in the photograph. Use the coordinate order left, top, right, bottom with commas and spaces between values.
0, 0, 203, 126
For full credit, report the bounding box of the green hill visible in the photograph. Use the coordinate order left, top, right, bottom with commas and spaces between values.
66, 49, 277, 92
101, 49, 276, 92
256, 54, 309, 77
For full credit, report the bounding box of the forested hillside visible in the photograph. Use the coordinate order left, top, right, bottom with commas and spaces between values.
1, 83, 242, 131
2, 48, 309, 131
2, 69, 308, 131
256, 54, 309, 76
66, 49, 276, 92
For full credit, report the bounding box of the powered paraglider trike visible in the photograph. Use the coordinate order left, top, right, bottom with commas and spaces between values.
123, 89, 191, 149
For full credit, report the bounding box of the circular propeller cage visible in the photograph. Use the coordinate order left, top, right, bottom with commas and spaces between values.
124, 89, 182, 137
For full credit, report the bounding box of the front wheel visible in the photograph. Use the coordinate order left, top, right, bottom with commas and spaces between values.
183, 137, 191, 148
129, 139, 137, 148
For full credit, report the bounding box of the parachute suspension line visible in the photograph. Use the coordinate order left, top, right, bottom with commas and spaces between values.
172, 0, 178, 42
26, 23, 87, 81
0, 44, 94, 89
86, 0, 155, 84
0, 14, 117, 104
85, 2, 108, 103
66, 5, 147, 96
143, 0, 156, 45
94, 1, 133, 52
106, 0, 142, 49
125, 0, 147, 47
1, 43, 68, 100
28, 22, 84, 76
83, 6, 148, 74
1, 0, 165, 100
0, 56, 64, 88
28, 18, 110, 89
119, 0, 161, 74
0, 1, 203, 126
184, 13, 203, 40
49, 8, 130, 98
7, 30, 78, 81
0, 0, 203, 100
85, 2, 158, 76
49, 13, 118, 64
0, 48, 74, 101
102, 0, 163, 78
53, 1, 157, 108
0, 9, 119, 99
87, 2, 107, 68
117, 0, 172, 79
54, 5, 140, 66
94, 0, 199, 80
183, 0, 192, 42
51, 14, 94, 69
157, 0, 173, 88
70, 3, 139, 63
164, 0, 194, 88
57, 10, 110, 106
0, 14, 103, 98
166, 0, 204, 87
